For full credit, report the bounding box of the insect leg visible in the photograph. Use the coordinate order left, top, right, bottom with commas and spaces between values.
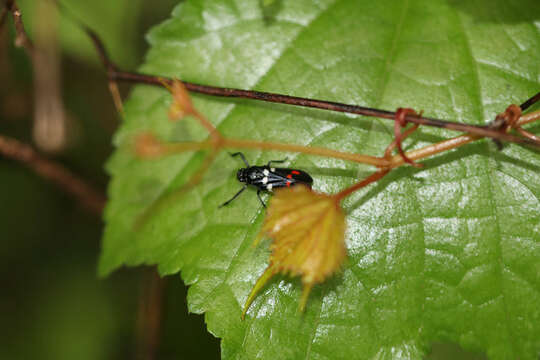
256, 190, 267, 208
219, 185, 247, 208
267, 157, 288, 167
229, 152, 250, 167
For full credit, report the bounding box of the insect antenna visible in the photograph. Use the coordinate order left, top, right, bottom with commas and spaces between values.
229, 152, 250, 167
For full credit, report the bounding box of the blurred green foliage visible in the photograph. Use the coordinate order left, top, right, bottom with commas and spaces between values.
17, 0, 141, 68
0, 0, 219, 358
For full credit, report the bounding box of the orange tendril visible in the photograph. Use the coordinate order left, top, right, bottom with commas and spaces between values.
391, 108, 423, 168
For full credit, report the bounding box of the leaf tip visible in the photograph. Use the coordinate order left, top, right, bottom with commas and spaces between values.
242, 267, 276, 320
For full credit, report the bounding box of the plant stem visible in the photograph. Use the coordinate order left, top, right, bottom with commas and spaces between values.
389, 134, 478, 168
520, 91, 540, 111
136, 269, 166, 360
74, 21, 540, 148
222, 138, 387, 167
111, 71, 540, 147
332, 105, 540, 201
517, 109, 540, 126
154, 137, 389, 167
333, 170, 390, 202
0, 134, 105, 214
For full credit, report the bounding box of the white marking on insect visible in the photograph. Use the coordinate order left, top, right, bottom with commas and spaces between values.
262, 177, 268, 184
267, 184, 273, 191
271, 168, 275, 172
263, 169, 269, 176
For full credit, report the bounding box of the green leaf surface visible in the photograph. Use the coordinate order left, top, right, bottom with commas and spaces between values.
100, 0, 540, 358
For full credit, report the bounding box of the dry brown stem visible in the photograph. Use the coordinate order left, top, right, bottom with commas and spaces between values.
0, 134, 106, 214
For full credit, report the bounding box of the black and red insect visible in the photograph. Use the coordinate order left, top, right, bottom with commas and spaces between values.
220, 152, 313, 207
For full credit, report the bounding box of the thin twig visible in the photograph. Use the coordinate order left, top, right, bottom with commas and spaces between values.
333, 169, 390, 202
520, 91, 540, 111
6, 0, 34, 53
83, 26, 124, 113
136, 269, 166, 360
45, 0, 125, 114
77, 24, 540, 148
0, 134, 106, 214
516, 127, 540, 142
517, 109, 540, 127
111, 71, 540, 148
148, 138, 387, 167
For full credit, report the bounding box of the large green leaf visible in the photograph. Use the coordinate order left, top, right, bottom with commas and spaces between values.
100, 0, 540, 358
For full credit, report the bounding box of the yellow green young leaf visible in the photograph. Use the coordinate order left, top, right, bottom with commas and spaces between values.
242, 185, 346, 319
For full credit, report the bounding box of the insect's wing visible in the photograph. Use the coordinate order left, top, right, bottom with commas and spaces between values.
265, 170, 289, 187
271, 168, 313, 186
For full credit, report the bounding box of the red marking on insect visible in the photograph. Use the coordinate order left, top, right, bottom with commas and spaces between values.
291, 170, 300, 175
287, 174, 293, 179
286, 181, 291, 187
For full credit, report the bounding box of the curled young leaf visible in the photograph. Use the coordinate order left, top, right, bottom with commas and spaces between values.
242, 185, 346, 319
134, 132, 165, 158
161, 79, 195, 121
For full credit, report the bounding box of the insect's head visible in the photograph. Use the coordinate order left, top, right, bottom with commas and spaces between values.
236, 168, 247, 183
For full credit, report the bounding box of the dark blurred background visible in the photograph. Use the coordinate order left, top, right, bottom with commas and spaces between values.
0, 0, 220, 358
